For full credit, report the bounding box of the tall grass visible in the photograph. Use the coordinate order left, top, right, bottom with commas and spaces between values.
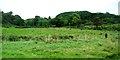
2, 28, 119, 58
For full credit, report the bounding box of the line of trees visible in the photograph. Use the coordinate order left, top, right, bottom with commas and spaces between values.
1, 11, 120, 30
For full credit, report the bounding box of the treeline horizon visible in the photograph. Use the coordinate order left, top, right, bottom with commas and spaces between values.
1, 11, 120, 30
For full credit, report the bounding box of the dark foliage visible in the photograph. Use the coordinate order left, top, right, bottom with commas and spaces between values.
1, 11, 120, 30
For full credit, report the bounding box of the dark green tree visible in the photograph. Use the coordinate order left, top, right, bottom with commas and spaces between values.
13, 15, 24, 26
93, 17, 103, 29
32, 16, 41, 26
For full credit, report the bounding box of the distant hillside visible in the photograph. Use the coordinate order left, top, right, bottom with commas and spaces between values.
54, 11, 120, 26
1, 11, 120, 30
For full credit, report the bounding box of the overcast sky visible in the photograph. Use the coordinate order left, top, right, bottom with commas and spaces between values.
0, 0, 120, 19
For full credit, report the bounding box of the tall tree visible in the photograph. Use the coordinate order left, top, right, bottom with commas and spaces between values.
93, 17, 103, 29
13, 15, 24, 26
33, 16, 40, 26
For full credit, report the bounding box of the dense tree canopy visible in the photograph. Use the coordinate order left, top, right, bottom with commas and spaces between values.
2, 11, 24, 27
1, 11, 120, 30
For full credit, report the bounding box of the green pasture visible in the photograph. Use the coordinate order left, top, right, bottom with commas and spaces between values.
2, 28, 119, 58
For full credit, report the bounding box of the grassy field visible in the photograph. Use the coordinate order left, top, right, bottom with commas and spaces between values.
2, 28, 119, 58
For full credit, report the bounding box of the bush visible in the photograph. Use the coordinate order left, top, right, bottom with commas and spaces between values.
101, 24, 120, 31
